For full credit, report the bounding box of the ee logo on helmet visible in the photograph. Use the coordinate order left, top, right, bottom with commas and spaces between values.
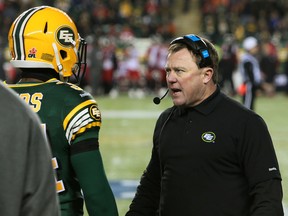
56, 26, 75, 47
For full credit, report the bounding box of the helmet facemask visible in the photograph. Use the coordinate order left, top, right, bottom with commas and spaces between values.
69, 37, 87, 85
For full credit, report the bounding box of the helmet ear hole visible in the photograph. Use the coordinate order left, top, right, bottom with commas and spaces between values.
60, 50, 67, 59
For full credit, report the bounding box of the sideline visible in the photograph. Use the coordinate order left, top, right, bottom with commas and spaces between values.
110, 180, 138, 199
102, 110, 162, 119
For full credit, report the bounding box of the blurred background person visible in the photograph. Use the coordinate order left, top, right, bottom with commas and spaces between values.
100, 37, 118, 95
144, 36, 168, 95
259, 38, 278, 97
218, 34, 238, 96
239, 36, 262, 110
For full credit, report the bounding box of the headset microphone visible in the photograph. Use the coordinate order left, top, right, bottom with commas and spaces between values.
153, 89, 169, 105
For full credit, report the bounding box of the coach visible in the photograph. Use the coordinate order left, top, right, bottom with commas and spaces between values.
126, 34, 283, 215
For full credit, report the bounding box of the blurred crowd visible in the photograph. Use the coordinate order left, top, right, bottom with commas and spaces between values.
201, 0, 288, 44
201, 0, 288, 97
1, 0, 288, 97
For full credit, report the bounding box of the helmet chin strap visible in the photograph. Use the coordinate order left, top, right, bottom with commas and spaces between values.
59, 71, 68, 82
52, 42, 66, 82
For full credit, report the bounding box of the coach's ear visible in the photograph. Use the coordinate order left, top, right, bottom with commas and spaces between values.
202, 67, 213, 84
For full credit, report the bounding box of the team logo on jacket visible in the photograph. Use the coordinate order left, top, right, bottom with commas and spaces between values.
201, 132, 216, 143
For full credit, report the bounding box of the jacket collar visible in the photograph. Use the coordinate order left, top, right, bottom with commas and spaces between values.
177, 85, 222, 116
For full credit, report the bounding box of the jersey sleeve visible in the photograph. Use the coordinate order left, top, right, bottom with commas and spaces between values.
71, 149, 119, 215
60, 84, 118, 215
62, 89, 102, 145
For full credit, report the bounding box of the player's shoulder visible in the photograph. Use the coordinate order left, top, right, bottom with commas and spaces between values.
50, 80, 96, 102
0, 82, 39, 122
50, 80, 85, 92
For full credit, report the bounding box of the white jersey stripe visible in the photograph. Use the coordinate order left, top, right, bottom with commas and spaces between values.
72, 113, 90, 130
68, 118, 94, 143
65, 108, 96, 144
65, 108, 88, 141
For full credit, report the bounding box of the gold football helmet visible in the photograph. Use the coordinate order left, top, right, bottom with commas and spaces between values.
8, 6, 87, 83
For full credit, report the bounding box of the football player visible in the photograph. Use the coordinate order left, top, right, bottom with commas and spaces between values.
6, 5, 118, 216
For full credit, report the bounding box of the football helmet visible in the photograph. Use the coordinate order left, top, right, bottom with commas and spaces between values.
8, 6, 87, 83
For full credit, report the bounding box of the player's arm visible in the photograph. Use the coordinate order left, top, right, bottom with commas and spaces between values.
63, 96, 118, 216
64, 98, 118, 215
70, 138, 118, 216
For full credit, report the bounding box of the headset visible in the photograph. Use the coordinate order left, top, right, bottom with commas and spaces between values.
170, 34, 212, 68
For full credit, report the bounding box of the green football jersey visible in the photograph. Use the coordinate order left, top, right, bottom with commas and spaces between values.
7, 78, 106, 215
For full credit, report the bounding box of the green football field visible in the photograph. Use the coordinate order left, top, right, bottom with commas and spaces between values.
84, 92, 288, 216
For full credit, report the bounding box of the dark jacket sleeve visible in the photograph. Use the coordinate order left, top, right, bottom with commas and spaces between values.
239, 113, 284, 215
125, 146, 161, 216
250, 179, 284, 216
126, 108, 174, 216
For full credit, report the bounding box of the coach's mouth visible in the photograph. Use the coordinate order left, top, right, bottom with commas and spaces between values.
170, 88, 181, 96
